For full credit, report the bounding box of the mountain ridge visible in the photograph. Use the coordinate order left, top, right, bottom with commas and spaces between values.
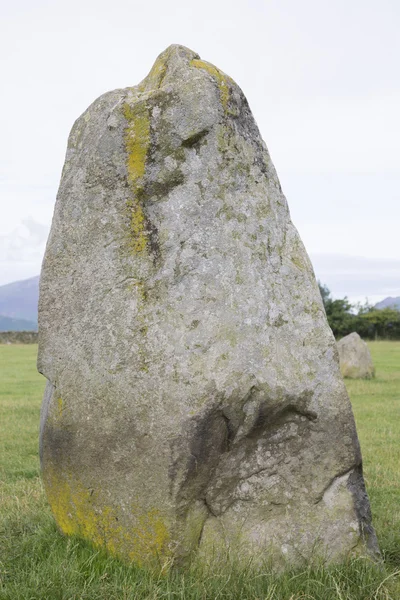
0, 275, 39, 330
0, 315, 38, 332
374, 296, 400, 310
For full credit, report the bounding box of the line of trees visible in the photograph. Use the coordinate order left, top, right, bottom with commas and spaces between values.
318, 282, 400, 340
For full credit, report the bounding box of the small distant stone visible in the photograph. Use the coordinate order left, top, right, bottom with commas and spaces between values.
337, 332, 375, 379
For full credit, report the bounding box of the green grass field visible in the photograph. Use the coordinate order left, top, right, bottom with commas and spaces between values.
0, 342, 399, 599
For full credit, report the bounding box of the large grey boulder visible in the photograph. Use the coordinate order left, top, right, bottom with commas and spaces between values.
38, 45, 378, 568
337, 332, 375, 379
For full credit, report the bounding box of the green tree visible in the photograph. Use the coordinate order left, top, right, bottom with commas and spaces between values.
358, 307, 400, 340
318, 281, 331, 305
318, 282, 400, 340
318, 281, 357, 338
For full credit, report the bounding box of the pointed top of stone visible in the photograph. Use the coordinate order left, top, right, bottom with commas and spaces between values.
131, 44, 234, 113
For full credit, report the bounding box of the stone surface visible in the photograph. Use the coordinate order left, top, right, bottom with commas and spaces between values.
337, 332, 375, 379
38, 45, 379, 568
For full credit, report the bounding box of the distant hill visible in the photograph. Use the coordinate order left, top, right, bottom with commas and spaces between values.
375, 297, 400, 310
0, 275, 39, 328
0, 315, 37, 332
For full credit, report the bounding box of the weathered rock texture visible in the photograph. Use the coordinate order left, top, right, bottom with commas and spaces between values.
337, 333, 375, 379
38, 45, 379, 568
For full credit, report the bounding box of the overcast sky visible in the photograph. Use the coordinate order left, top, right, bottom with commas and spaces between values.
1, 0, 399, 303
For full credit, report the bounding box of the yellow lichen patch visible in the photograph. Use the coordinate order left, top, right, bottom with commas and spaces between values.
43, 464, 170, 566
126, 198, 147, 254
123, 101, 151, 254
57, 397, 63, 418
43, 465, 119, 547
139, 54, 168, 92
123, 102, 150, 186
128, 505, 170, 565
190, 59, 231, 110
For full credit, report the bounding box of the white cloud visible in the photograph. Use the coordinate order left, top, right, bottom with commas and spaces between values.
0, 0, 399, 294
0, 218, 48, 284
310, 253, 400, 304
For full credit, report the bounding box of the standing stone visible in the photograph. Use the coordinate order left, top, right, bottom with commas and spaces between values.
337, 332, 375, 379
38, 45, 379, 568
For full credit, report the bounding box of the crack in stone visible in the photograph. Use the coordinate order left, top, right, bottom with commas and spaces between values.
313, 466, 355, 505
